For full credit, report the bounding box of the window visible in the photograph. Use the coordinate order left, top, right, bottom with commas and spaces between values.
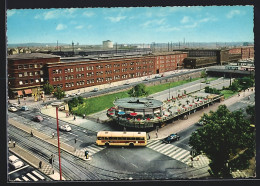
29, 72, 33, 76
24, 64, 28, 69
19, 81, 23, 85
39, 63, 43, 68
18, 65, 23, 69
30, 79, 34, 84
18, 74, 22, 77
35, 79, 39, 83
25, 80, 28, 84
34, 64, 38, 68
41, 78, 44, 82
24, 72, 28, 76
29, 64, 33, 68
35, 71, 39, 75
40, 70, 43, 75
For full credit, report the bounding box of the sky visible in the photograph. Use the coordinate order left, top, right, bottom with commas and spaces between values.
6, 6, 254, 45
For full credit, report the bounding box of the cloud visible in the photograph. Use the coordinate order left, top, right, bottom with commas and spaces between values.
106, 15, 126, 22
226, 10, 241, 19
142, 18, 166, 28
83, 11, 94, 17
181, 16, 190, 24
56, 24, 67, 30
75, 25, 83, 29
7, 10, 16, 17
35, 9, 76, 20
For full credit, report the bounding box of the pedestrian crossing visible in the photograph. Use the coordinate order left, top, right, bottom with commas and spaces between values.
231, 170, 251, 178
74, 144, 105, 159
238, 100, 255, 106
13, 170, 45, 182
147, 140, 209, 168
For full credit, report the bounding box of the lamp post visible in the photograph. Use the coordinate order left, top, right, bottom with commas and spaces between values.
51, 102, 63, 180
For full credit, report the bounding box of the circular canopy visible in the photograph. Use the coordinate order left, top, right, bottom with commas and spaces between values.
118, 111, 125, 115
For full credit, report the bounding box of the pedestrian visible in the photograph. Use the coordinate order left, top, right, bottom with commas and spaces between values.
52, 132, 55, 138
238, 93, 240, 97
248, 95, 251, 100
83, 114, 85, 119
97, 117, 100, 123
39, 161, 42, 169
156, 131, 158, 138
148, 133, 150, 140
13, 141, 16, 148
31, 130, 34, 137
74, 116, 76, 120
74, 138, 77, 144
46, 104, 47, 109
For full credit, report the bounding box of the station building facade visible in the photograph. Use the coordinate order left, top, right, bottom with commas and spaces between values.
8, 51, 187, 96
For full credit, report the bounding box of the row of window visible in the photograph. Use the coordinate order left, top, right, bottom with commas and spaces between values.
18, 63, 43, 69
19, 71, 43, 77
97, 137, 145, 140
19, 78, 44, 85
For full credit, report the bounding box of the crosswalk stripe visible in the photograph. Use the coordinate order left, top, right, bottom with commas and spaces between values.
22, 176, 30, 181
160, 145, 175, 154
164, 146, 179, 156
181, 156, 191, 163
82, 148, 96, 154
147, 141, 161, 148
153, 143, 167, 151
168, 148, 183, 158
147, 140, 159, 146
87, 145, 102, 153
27, 173, 38, 181
32, 171, 45, 180
177, 151, 190, 160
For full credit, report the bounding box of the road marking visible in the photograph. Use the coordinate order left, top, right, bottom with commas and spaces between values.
22, 175, 30, 181
27, 173, 38, 181
120, 155, 125, 159
131, 163, 138, 168
32, 171, 45, 180
69, 132, 78, 137
9, 165, 29, 175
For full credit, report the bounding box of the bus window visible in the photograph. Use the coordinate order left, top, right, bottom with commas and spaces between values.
122, 137, 127, 140
105, 137, 109, 140
118, 137, 122, 140
136, 137, 141, 140
127, 137, 134, 140
98, 137, 104, 140
140, 137, 144, 140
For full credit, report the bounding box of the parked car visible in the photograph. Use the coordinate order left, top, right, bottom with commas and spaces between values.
59, 124, 71, 132
155, 75, 161, 79
9, 155, 24, 169
11, 103, 19, 107
32, 115, 44, 122
65, 94, 70, 98
20, 106, 29, 111
8, 107, 18, 112
143, 78, 149, 81
93, 88, 99, 92
196, 121, 205, 126
162, 133, 180, 144
70, 93, 76, 97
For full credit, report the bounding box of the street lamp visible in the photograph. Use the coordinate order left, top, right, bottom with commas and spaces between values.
51, 102, 63, 180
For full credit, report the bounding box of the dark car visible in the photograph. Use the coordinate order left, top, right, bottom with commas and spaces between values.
32, 115, 44, 122
162, 133, 180, 143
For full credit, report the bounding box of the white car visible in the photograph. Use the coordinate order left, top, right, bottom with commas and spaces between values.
8, 107, 18, 112
65, 94, 70, 98
59, 124, 71, 132
9, 155, 24, 169
11, 103, 19, 107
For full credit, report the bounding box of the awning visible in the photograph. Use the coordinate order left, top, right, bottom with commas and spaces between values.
24, 89, 32, 94
17, 91, 23, 96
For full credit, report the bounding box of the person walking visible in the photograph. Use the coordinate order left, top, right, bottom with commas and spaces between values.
156, 131, 158, 138
52, 132, 55, 138
13, 141, 16, 148
31, 130, 34, 137
74, 116, 76, 120
248, 95, 251, 100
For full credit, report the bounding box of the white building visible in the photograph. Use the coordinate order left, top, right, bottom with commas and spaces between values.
103, 40, 113, 49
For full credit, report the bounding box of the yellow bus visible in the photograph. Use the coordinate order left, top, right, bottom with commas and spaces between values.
96, 131, 147, 147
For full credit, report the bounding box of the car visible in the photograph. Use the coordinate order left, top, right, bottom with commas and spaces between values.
197, 121, 205, 126
155, 75, 161, 78
8, 107, 18, 112
75, 92, 81, 96
70, 93, 76, 97
124, 82, 130, 85
143, 78, 149, 81
65, 94, 70, 98
59, 124, 71, 132
20, 106, 29, 111
9, 155, 24, 169
93, 88, 99, 92
11, 103, 19, 107
162, 133, 180, 144
32, 115, 44, 122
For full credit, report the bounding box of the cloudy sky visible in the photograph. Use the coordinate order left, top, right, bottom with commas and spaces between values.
6, 6, 254, 45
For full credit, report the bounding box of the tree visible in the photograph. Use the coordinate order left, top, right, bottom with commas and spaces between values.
189, 105, 255, 177
229, 79, 240, 92
201, 70, 207, 78
237, 77, 254, 91
53, 87, 65, 100
246, 105, 255, 124
78, 96, 84, 104
43, 81, 54, 95
128, 84, 148, 97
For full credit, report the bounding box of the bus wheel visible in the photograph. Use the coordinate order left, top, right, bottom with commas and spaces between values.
105, 143, 109, 147
129, 143, 134, 147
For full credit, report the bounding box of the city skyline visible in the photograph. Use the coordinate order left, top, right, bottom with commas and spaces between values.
7, 6, 254, 45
